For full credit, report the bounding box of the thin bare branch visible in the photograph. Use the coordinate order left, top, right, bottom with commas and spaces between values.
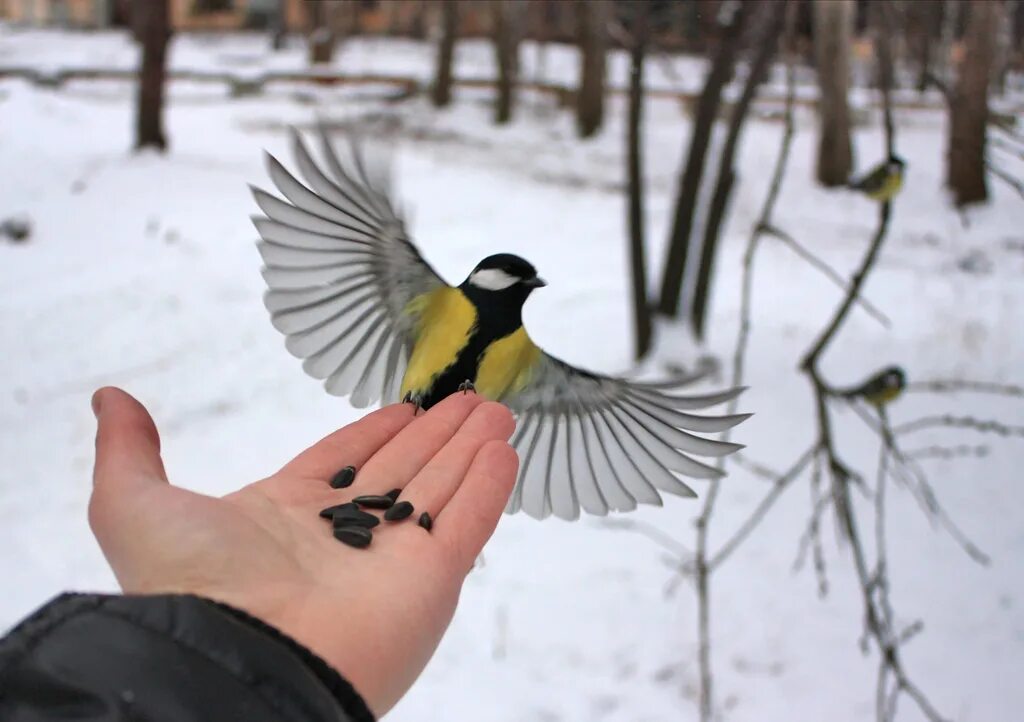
792, 450, 831, 598
907, 379, 1024, 397
904, 444, 989, 461
730, 451, 783, 482
991, 135, 1024, 162
708, 444, 818, 570
898, 620, 924, 645
854, 404, 993, 567
985, 159, 1024, 200
895, 415, 1024, 438
761, 223, 891, 327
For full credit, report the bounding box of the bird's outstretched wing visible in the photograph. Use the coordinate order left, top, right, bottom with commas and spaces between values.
502, 353, 748, 520
251, 128, 446, 407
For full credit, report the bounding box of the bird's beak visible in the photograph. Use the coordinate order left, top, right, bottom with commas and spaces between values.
524, 276, 547, 288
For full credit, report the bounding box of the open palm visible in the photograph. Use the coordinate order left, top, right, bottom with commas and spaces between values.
89, 387, 518, 716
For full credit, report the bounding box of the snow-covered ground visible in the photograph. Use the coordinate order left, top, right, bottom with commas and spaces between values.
2, 27, 1023, 722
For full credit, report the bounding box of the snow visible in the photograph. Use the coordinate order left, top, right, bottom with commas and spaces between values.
2, 26, 1023, 722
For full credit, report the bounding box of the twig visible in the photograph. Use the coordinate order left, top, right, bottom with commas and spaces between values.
792, 450, 831, 597
984, 159, 1024, 200
895, 415, 1024, 438
907, 380, 1024, 397
730, 451, 783, 482
883, 422, 992, 567
761, 223, 891, 327
904, 444, 989, 461
991, 135, 1024, 162
799, 208, 890, 373
873, 409, 894, 720
849, 401, 993, 567
990, 116, 1024, 147
708, 444, 818, 570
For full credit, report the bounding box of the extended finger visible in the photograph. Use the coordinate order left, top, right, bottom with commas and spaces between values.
435, 441, 518, 571
351, 392, 486, 496
394, 402, 514, 524
89, 387, 170, 547
281, 403, 417, 481
91, 387, 168, 496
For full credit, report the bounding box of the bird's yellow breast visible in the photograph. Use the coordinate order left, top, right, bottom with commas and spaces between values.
400, 287, 476, 399
868, 172, 903, 202
865, 385, 902, 406
476, 326, 542, 400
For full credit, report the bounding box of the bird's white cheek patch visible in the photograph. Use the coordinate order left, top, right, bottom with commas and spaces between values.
469, 268, 519, 291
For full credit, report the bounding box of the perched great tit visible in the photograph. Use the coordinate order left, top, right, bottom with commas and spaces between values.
847, 154, 905, 202
838, 366, 906, 406
251, 129, 749, 521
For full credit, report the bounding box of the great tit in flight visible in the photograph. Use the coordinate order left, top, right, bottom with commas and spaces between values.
847, 154, 906, 202
251, 129, 749, 521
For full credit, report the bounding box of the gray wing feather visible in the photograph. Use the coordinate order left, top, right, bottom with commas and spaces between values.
252, 128, 444, 406
503, 353, 749, 520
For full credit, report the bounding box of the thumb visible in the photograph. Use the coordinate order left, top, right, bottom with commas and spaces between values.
90, 387, 168, 525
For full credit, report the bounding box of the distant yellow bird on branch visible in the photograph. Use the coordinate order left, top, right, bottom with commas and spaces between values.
838, 366, 907, 407
848, 154, 906, 202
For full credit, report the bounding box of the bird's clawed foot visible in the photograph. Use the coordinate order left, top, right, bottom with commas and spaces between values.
458, 380, 476, 395
401, 391, 421, 413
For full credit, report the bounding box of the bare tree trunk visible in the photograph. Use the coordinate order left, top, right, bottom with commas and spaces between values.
948, 0, 996, 206
576, 0, 608, 138
409, 0, 427, 39
813, 0, 854, 186
533, 0, 550, 87
992, 0, 1012, 96
492, 0, 520, 125
133, 0, 170, 152
690, 3, 787, 341
431, 0, 458, 107
626, 0, 651, 359
940, 0, 969, 78
271, 0, 287, 51
1015, 0, 1024, 60
656, 1, 751, 319
875, 0, 896, 159
308, 1, 337, 65
912, 0, 943, 92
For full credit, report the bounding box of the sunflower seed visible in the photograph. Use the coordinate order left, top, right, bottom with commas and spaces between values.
352, 495, 394, 510
418, 512, 433, 531
329, 466, 356, 489
385, 488, 401, 502
384, 500, 414, 521
333, 526, 372, 549
319, 502, 358, 519
332, 508, 380, 529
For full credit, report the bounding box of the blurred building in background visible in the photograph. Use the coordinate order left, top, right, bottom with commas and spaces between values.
0, 0, 698, 44
1, 0, 299, 31
0, 0, 479, 34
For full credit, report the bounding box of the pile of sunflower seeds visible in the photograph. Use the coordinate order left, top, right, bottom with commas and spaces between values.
321, 467, 433, 548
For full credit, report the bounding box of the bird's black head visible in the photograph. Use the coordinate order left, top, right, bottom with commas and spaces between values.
888, 154, 906, 172
882, 366, 906, 390
464, 253, 546, 296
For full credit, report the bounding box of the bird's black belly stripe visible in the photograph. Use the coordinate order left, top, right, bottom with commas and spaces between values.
419, 284, 527, 410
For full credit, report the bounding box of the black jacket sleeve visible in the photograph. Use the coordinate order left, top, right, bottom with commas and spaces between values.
0, 593, 375, 722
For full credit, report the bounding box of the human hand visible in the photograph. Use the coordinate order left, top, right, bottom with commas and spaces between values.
88, 386, 518, 716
